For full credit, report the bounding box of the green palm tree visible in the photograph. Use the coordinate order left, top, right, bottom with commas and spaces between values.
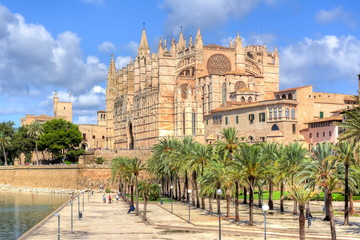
188, 143, 216, 209
0, 132, 11, 166
27, 121, 44, 165
334, 141, 358, 225
138, 180, 156, 221
234, 143, 266, 225
287, 180, 316, 240
278, 142, 308, 214
338, 95, 360, 144
126, 157, 146, 216
306, 142, 340, 240
262, 142, 282, 210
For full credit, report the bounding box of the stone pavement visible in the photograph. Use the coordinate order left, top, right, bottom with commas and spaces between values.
23, 192, 360, 240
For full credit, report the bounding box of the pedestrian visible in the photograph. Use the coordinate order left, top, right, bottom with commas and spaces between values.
127, 205, 135, 214
102, 194, 106, 203
108, 195, 112, 203
116, 194, 119, 202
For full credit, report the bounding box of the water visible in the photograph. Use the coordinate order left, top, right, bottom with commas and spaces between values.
0, 191, 69, 240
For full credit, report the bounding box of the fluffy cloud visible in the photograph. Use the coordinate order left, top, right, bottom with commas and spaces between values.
280, 35, 360, 93
0, 5, 107, 95
315, 6, 356, 28
115, 56, 131, 69
160, 0, 276, 36
98, 41, 116, 52
247, 32, 276, 47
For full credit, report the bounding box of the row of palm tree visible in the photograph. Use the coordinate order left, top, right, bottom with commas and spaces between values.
143, 127, 359, 240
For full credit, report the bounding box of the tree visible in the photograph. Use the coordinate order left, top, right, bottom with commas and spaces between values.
37, 119, 82, 161
138, 181, 159, 221
278, 142, 308, 214
334, 141, 358, 225
287, 180, 316, 240
234, 143, 266, 225
125, 157, 146, 216
11, 126, 35, 164
0, 132, 11, 166
306, 142, 340, 240
27, 121, 44, 165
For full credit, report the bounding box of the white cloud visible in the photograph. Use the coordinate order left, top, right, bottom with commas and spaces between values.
115, 56, 131, 69
93, 86, 106, 94
247, 32, 276, 47
280, 35, 360, 93
122, 41, 138, 56
98, 41, 116, 52
0, 5, 107, 95
315, 6, 356, 28
76, 116, 98, 124
160, 0, 275, 36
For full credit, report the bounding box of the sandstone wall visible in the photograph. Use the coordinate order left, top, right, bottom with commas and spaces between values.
0, 165, 116, 190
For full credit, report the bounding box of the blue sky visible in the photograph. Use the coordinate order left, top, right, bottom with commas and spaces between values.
0, 0, 359, 126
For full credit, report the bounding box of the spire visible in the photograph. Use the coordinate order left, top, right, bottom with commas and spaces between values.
158, 37, 164, 55
195, 28, 203, 49
178, 27, 186, 50
235, 32, 243, 52
107, 53, 116, 78
171, 38, 176, 55
189, 35, 193, 47
138, 27, 150, 57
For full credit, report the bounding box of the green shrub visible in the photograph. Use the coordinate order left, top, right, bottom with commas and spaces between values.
95, 157, 105, 164
105, 188, 111, 193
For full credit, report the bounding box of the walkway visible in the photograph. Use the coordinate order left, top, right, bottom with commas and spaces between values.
23, 192, 360, 240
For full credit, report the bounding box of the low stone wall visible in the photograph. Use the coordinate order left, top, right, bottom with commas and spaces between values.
0, 165, 116, 190
84, 149, 152, 164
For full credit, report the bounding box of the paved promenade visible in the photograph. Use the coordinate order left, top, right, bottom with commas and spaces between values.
23, 192, 360, 240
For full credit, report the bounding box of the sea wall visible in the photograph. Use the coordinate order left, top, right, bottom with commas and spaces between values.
0, 165, 114, 190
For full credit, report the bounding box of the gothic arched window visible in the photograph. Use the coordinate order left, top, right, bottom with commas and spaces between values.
274, 108, 277, 119
288, 93, 293, 100
248, 96, 253, 103
278, 108, 282, 119
222, 83, 227, 104
241, 96, 245, 102
269, 109, 272, 119
192, 110, 196, 135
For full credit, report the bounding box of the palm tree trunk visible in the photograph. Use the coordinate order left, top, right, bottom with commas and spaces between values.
143, 198, 148, 221
3, 147, 7, 166
324, 188, 330, 221
184, 173, 188, 202
349, 192, 354, 215
135, 176, 139, 216
299, 204, 306, 240
328, 190, 337, 240
249, 179, 254, 225
191, 181, 195, 206
344, 163, 350, 225
258, 185, 263, 207
208, 197, 213, 213
226, 192, 230, 217
268, 181, 274, 210
243, 187, 247, 204
35, 141, 39, 165
280, 182, 285, 212
293, 199, 298, 215
201, 196, 205, 209
193, 171, 200, 208
178, 178, 182, 201
235, 181, 239, 222
130, 185, 134, 205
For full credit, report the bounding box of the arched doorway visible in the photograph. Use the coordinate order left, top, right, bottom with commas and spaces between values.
128, 121, 134, 150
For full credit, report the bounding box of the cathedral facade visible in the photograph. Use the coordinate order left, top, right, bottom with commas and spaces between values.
106, 29, 279, 149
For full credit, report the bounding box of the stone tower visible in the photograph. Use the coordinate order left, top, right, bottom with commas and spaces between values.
53, 91, 72, 122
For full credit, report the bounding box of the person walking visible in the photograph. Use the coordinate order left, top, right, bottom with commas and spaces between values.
102, 194, 106, 203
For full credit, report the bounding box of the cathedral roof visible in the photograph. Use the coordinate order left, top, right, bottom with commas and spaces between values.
304, 115, 342, 124
275, 85, 312, 93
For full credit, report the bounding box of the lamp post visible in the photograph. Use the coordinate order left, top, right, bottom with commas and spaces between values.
77, 194, 80, 219
82, 191, 85, 212
68, 201, 73, 233
187, 189, 192, 224
54, 214, 60, 240
170, 185, 174, 213
262, 204, 269, 240
158, 184, 163, 205
216, 189, 223, 240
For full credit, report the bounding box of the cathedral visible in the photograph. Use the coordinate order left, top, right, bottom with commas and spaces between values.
105, 29, 279, 149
